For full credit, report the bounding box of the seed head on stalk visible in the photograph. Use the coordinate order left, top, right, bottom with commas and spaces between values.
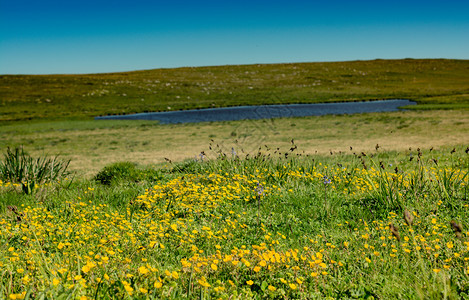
404, 210, 414, 226
389, 223, 400, 242
450, 221, 463, 239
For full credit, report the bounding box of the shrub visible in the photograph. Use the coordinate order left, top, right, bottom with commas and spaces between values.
94, 162, 161, 185
0, 147, 70, 194
95, 162, 137, 185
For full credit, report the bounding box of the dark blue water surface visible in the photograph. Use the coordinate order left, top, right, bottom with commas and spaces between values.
95, 99, 416, 124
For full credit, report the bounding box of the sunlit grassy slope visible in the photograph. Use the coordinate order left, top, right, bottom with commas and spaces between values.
1, 59, 468, 122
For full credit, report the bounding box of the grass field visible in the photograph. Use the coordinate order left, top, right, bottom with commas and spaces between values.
1, 59, 469, 299
0, 109, 468, 177
1, 59, 469, 123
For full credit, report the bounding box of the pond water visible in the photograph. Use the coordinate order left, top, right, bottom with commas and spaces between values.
95, 99, 416, 124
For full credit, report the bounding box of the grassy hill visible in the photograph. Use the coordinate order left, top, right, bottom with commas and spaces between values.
1, 59, 469, 123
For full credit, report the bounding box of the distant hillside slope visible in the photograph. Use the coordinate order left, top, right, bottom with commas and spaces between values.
1, 59, 468, 122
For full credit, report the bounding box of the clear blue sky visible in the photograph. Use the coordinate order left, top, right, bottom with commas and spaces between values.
1, 0, 468, 74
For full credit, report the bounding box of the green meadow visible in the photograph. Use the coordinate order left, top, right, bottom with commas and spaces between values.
1, 59, 468, 176
0, 59, 468, 299
1, 59, 469, 123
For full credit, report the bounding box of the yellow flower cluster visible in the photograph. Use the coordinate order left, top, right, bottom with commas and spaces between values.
0, 162, 468, 298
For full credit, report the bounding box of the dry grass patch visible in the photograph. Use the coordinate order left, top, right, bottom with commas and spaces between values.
1, 109, 468, 177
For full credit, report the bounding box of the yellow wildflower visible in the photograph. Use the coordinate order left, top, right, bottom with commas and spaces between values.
138, 266, 149, 275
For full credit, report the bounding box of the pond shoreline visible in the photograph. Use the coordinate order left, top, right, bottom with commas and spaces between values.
95, 99, 416, 124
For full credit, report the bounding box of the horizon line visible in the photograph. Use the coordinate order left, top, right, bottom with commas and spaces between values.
1, 57, 466, 76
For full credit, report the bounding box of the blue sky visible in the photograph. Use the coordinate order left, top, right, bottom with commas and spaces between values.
1, 0, 468, 74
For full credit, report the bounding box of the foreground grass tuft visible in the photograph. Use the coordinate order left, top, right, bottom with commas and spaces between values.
0, 147, 70, 194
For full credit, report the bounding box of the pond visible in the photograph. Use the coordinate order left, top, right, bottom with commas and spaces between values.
95, 99, 416, 124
